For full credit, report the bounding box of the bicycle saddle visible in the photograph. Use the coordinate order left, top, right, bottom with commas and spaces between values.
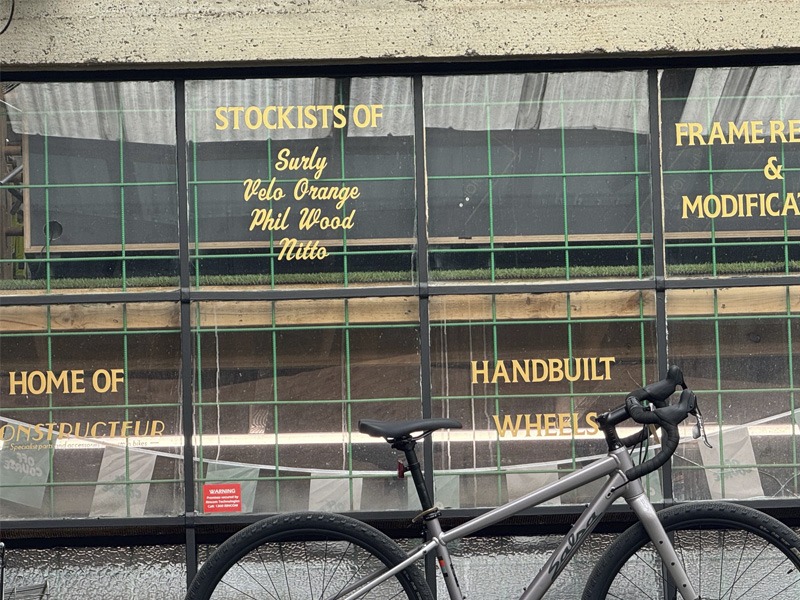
358, 418, 462, 440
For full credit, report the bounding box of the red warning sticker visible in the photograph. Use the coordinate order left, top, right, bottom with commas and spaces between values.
203, 483, 242, 513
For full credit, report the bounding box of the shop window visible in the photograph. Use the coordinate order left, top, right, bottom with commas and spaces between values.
667, 286, 800, 501
423, 72, 653, 283
0, 82, 179, 292
661, 67, 800, 277
185, 78, 417, 289
428, 291, 658, 508
191, 297, 421, 513
0, 302, 183, 519
2, 67, 800, 524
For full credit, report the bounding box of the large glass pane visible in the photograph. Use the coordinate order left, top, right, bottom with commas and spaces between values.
424, 72, 652, 283
667, 286, 800, 500
429, 291, 658, 508
191, 297, 421, 513
0, 82, 179, 292
0, 302, 183, 518
185, 78, 417, 289
661, 67, 800, 277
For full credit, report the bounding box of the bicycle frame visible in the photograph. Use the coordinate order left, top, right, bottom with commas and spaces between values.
338, 445, 698, 600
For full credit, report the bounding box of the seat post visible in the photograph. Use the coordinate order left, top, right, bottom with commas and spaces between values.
392, 437, 434, 511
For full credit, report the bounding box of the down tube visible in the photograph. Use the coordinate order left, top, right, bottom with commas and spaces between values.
520, 470, 629, 600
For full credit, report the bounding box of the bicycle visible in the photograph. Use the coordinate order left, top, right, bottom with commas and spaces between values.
185, 366, 800, 599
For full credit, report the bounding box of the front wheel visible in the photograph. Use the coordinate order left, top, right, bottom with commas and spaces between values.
186, 511, 433, 600
582, 501, 800, 600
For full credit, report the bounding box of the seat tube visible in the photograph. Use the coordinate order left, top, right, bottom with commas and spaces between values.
426, 516, 465, 600
398, 440, 465, 599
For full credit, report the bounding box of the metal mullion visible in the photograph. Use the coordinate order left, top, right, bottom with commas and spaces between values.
0, 291, 182, 307
119, 108, 128, 291
649, 70, 667, 288
413, 74, 437, 594
649, 69, 672, 502
787, 287, 798, 495
189, 285, 417, 303
176, 80, 198, 586
632, 74, 644, 279
122, 305, 132, 516
344, 299, 355, 509
427, 279, 655, 296
559, 82, 570, 280
339, 79, 350, 287
191, 98, 202, 289
663, 274, 800, 289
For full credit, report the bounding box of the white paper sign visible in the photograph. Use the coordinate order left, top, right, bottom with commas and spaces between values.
309, 478, 363, 512
205, 462, 260, 513
506, 469, 561, 506
90, 446, 157, 517
0, 447, 51, 508
699, 427, 764, 499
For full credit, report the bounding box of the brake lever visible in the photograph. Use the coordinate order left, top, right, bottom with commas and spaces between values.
690, 402, 712, 448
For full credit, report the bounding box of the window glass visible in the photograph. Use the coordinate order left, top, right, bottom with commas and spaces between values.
0, 302, 183, 518
661, 67, 800, 277
667, 286, 800, 501
185, 78, 417, 289
191, 297, 421, 513
423, 72, 652, 283
0, 82, 179, 292
429, 291, 658, 508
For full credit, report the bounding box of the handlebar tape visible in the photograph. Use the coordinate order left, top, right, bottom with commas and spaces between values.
625, 421, 681, 481
623, 387, 698, 480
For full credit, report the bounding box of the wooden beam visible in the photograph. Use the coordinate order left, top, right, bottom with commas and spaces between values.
1, 288, 797, 335
430, 291, 655, 322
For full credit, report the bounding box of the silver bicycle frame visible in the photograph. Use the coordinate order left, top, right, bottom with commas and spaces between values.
337, 446, 698, 600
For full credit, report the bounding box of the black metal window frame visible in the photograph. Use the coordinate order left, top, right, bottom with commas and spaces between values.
2, 57, 800, 588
